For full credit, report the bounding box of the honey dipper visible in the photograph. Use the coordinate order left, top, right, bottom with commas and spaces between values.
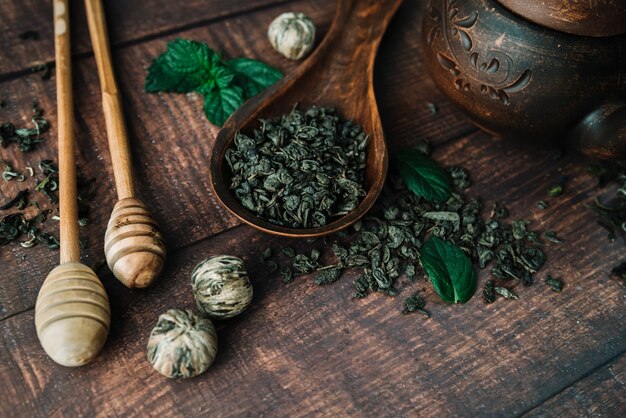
85, 0, 166, 288
35, 0, 110, 367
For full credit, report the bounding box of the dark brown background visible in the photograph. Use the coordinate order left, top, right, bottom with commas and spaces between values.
0, 0, 624, 416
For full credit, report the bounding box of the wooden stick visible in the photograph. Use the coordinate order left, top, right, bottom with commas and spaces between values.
84, 0, 135, 200
54, 0, 80, 263
85, 0, 166, 288
34, 0, 110, 367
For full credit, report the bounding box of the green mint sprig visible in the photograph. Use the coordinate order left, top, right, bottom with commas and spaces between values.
145, 39, 283, 126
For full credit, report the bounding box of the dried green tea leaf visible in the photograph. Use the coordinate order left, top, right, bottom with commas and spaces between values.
543, 231, 562, 243
0, 189, 28, 211
548, 185, 563, 197
420, 235, 476, 303
483, 279, 496, 304
315, 265, 343, 285
394, 149, 451, 202
280, 266, 294, 283
402, 293, 430, 317
495, 286, 518, 300
544, 274, 563, 292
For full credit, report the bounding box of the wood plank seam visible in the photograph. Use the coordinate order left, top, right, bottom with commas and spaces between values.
517, 346, 626, 416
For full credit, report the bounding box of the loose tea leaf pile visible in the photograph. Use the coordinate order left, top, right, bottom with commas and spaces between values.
262, 144, 552, 313
0, 103, 94, 251
226, 106, 368, 228
145, 39, 283, 126
0, 102, 49, 152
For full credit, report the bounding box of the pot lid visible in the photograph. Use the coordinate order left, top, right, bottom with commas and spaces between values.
497, 0, 626, 37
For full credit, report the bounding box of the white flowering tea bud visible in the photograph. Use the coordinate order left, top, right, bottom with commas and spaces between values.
191, 256, 253, 319
268, 12, 315, 60
146, 309, 217, 378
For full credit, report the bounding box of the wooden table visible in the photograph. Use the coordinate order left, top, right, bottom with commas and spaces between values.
1, 1, 625, 416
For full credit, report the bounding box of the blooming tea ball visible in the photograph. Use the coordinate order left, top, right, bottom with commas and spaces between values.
191, 255, 253, 319
268, 12, 315, 60
146, 309, 217, 378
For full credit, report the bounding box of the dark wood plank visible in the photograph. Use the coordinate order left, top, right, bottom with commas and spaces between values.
523, 353, 626, 417
0, 0, 474, 319
0, 0, 289, 76
1, 127, 625, 417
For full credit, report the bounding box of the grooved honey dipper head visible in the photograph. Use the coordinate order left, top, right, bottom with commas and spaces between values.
105, 198, 166, 288
35, 262, 110, 367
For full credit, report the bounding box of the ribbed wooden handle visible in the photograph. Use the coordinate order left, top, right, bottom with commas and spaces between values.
104, 198, 166, 288
35, 262, 110, 367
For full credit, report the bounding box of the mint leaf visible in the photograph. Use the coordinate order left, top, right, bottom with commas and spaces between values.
145, 39, 215, 93
197, 66, 236, 95
227, 58, 283, 98
394, 149, 451, 202
420, 236, 476, 303
145, 39, 283, 126
203, 85, 244, 126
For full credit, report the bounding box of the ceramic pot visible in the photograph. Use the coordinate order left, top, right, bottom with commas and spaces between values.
421, 0, 626, 159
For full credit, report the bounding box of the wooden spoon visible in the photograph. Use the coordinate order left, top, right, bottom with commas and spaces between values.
210, 0, 403, 238
85, 0, 166, 288
35, 0, 110, 367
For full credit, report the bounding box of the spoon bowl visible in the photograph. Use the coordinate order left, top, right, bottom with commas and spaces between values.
210, 0, 403, 237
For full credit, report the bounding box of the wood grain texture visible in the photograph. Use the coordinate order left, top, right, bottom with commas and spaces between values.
2, 0, 625, 416
0, 0, 290, 76
523, 353, 626, 417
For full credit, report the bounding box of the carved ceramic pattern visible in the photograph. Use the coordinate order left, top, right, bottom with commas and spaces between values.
426, 0, 532, 105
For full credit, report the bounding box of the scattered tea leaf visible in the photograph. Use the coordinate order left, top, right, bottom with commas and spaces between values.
402, 293, 430, 317
548, 185, 563, 197
0, 189, 28, 211
31, 63, 51, 80
495, 286, 518, 300
544, 275, 563, 292
543, 230, 562, 244
483, 279, 496, 304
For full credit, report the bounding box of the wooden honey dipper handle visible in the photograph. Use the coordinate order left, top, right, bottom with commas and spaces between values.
84, 0, 135, 199
35, 0, 110, 367
54, 0, 80, 264
85, 0, 166, 288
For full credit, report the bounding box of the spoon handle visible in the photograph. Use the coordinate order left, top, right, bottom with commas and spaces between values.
84, 0, 135, 200
321, 0, 404, 74
54, 0, 80, 264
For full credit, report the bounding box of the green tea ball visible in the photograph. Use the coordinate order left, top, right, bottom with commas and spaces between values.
191, 255, 253, 319
268, 12, 315, 60
146, 309, 217, 378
